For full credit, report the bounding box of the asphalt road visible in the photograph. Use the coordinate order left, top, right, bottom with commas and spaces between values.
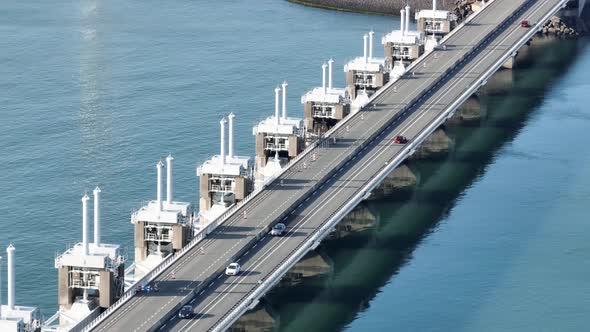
90, 0, 565, 331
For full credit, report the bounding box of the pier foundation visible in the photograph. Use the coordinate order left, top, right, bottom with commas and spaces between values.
411, 128, 454, 159
229, 301, 276, 332
330, 204, 379, 239
282, 251, 332, 285
369, 164, 417, 199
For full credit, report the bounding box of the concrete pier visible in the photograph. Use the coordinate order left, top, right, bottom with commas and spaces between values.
330, 203, 379, 239
282, 251, 332, 284
411, 128, 454, 159
448, 94, 487, 124
229, 301, 276, 332
369, 164, 417, 199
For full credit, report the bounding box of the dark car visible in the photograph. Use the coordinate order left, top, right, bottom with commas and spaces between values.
270, 223, 286, 236
139, 282, 159, 293
520, 20, 531, 28
147, 282, 159, 292
179, 305, 193, 319
393, 135, 408, 144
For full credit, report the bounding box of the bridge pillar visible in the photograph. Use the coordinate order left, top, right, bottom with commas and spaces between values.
502, 51, 518, 69
368, 164, 417, 199
448, 94, 487, 124
230, 300, 276, 332
410, 128, 454, 159
331, 204, 379, 239
481, 66, 514, 95
283, 251, 332, 285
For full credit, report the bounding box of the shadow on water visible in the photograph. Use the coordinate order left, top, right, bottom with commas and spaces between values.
259, 35, 585, 332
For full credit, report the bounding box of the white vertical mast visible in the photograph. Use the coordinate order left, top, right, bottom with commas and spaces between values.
82, 194, 90, 256
282, 81, 288, 120
156, 160, 163, 211
322, 62, 327, 95
328, 59, 334, 90
220, 118, 227, 165
274, 87, 280, 125
401, 9, 406, 35
166, 154, 174, 205
6, 245, 15, 310
93, 187, 101, 246
368, 30, 374, 61
363, 33, 368, 63
228, 113, 235, 159
406, 5, 411, 34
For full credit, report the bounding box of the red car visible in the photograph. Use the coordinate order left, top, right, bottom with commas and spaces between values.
393, 135, 408, 144
520, 20, 531, 28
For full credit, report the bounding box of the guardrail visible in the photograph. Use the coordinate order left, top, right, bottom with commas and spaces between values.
210, 0, 568, 329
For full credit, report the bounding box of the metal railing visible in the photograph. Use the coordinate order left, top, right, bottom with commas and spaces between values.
210, 184, 232, 192
144, 233, 171, 242
264, 143, 287, 150
313, 109, 334, 118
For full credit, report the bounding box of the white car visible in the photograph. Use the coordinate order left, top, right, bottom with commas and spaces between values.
225, 263, 241, 276
270, 223, 286, 236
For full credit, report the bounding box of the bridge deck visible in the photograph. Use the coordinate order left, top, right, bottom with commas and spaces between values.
90, 0, 565, 331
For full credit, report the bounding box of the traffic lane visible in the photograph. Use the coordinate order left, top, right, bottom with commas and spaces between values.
378, 0, 537, 109
183, 148, 412, 331
168, 212, 328, 331
371, 0, 508, 107
169, 145, 388, 331
105, 172, 324, 330
96, 149, 346, 327
118, 140, 370, 331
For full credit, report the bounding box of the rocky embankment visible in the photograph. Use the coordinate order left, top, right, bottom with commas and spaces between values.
542, 16, 578, 37
286, 0, 454, 16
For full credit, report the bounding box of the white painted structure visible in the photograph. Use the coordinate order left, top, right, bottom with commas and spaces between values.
198, 114, 253, 223
350, 89, 370, 113
7, 245, 15, 310
382, 5, 424, 69
131, 157, 194, 277
344, 31, 388, 100
55, 191, 125, 283
81, 194, 90, 257
301, 60, 349, 107
166, 154, 174, 205
344, 32, 386, 73
415, 0, 454, 35
1, 245, 42, 332
93, 187, 101, 246
44, 190, 126, 332
301, 60, 350, 138
253, 84, 304, 188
